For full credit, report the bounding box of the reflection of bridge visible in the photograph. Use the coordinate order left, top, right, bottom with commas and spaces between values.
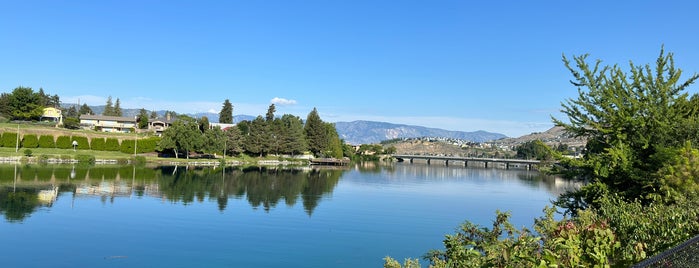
392, 154, 542, 169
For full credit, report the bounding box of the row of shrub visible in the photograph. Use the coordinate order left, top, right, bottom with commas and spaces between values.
0, 132, 160, 153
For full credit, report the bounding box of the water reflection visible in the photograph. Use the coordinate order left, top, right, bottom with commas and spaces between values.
0, 163, 580, 223
0, 164, 344, 222
352, 162, 581, 197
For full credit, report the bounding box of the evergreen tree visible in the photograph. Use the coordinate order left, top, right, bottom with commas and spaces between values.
324, 122, 344, 158
225, 126, 244, 156
137, 108, 149, 129
199, 116, 210, 132
103, 96, 114, 116
244, 116, 270, 156
79, 103, 93, 115
150, 110, 158, 119
304, 108, 327, 156
64, 106, 78, 118
114, 98, 122, 116
202, 127, 226, 154
266, 104, 276, 122
4, 87, 43, 120
219, 99, 233, 124
280, 114, 307, 155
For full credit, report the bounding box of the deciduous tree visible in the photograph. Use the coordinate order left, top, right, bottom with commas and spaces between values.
553, 47, 699, 203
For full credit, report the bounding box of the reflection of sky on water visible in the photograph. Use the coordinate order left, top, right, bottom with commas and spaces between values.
0, 163, 581, 267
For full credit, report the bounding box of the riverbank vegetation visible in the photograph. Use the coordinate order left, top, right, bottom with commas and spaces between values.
0, 99, 350, 164
385, 48, 699, 267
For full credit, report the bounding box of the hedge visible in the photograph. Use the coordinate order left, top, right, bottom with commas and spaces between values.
105, 138, 120, 151
38, 135, 56, 148
120, 139, 136, 154
1, 132, 18, 147
56, 136, 72, 149
137, 137, 161, 153
91, 138, 106, 151
71, 136, 90, 150
21, 134, 39, 148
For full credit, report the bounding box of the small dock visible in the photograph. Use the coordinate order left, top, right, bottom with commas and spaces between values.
310, 158, 350, 166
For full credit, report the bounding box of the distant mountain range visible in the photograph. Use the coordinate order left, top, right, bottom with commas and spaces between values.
70, 105, 507, 144
334, 120, 507, 144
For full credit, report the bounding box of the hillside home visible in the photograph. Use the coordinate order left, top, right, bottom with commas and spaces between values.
79, 114, 175, 135
79, 115, 138, 133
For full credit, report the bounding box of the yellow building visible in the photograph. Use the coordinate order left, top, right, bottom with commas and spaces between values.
42, 107, 63, 125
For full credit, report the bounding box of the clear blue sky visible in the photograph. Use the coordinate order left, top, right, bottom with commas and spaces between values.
2, 1, 698, 137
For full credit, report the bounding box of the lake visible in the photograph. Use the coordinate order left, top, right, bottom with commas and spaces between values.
0, 163, 579, 267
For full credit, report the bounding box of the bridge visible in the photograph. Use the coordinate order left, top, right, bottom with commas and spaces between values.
392, 154, 542, 169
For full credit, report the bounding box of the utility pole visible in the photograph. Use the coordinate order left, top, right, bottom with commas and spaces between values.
15, 124, 19, 153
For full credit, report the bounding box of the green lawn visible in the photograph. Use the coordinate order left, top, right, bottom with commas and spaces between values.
0, 147, 135, 159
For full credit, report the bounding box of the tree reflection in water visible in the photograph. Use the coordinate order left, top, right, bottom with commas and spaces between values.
0, 165, 345, 222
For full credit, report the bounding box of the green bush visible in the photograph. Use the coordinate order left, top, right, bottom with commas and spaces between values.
120, 139, 135, 154
137, 137, 161, 153
132, 155, 147, 165
90, 138, 106, 151
21, 134, 39, 148
39, 154, 49, 162
1, 132, 17, 147
55, 136, 72, 149
71, 136, 90, 150
105, 138, 120, 151
38, 135, 56, 148
75, 154, 95, 164
23, 149, 33, 157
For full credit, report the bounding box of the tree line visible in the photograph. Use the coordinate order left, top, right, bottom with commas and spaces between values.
157, 103, 345, 159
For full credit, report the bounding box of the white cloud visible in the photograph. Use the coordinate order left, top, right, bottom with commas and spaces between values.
270, 97, 297, 106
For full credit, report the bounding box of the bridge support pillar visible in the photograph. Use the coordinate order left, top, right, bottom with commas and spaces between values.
445, 160, 448, 166
506, 163, 509, 169
409, 158, 413, 164
484, 162, 488, 168
464, 161, 468, 167
427, 159, 431, 165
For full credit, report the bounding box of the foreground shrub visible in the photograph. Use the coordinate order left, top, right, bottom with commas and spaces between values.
594, 195, 699, 266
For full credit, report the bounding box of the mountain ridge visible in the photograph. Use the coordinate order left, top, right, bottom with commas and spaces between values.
334, 120, 507, 144
66, 105, 508, 144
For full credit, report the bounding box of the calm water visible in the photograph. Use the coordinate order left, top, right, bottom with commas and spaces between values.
0, 163, 578, 267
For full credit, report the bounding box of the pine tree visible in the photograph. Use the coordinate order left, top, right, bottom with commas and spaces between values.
219, 99, 233, 124
138, 108, 149, 129
304, 108, 327, 157
266, 104, 276, 122
114, 98, 122, 116
79, 103, 93, 115
103, 96, 114, 116
150, 110, 158, 119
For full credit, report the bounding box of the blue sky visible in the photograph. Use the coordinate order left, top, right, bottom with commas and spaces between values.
2, 1, 698, 137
